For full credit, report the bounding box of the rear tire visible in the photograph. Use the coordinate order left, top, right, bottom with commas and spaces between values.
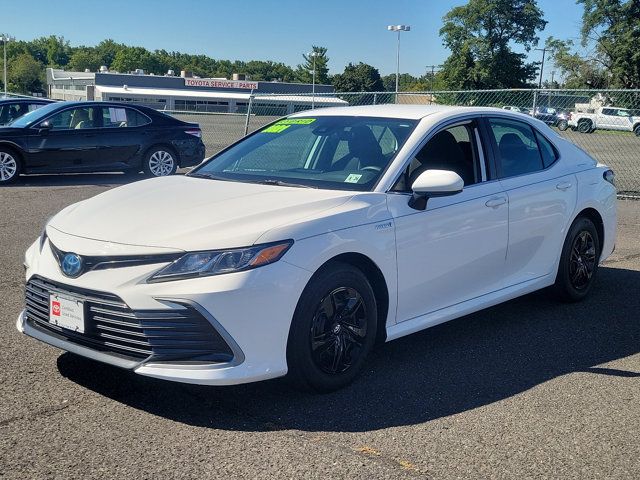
634, 125, 640, 137
286, 263, 377, 393
143, 147, 178, 177
0, 147, 21, 185
557, 120, 569, 131
552, 217, 600, 302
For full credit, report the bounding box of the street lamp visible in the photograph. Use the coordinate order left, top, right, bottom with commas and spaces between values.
387, 25, 410, 94
0, 34, 13, 98
307, 51, 321, 109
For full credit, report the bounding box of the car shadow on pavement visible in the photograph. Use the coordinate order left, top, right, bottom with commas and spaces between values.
57, 265, 640, 433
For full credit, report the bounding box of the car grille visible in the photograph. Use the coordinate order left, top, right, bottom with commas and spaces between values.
24, 276, 234, 363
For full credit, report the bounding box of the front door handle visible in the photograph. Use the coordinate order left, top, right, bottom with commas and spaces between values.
485, 196, 507, 208
556, 181, 572, 191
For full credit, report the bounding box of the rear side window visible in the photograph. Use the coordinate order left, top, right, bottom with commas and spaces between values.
487, 118, 544, 178
101, 107, 150, 127
534, 131, 558, 168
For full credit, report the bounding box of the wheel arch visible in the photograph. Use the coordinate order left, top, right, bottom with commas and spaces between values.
317, 252, 390, 344
0, 141, 25, 174
0, 141, 25, 159
573, 207, 605, 254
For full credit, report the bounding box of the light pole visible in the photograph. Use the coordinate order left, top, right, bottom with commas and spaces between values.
0, 35, 13, 98
387, 25, 410, 95
308, 51, 320, 109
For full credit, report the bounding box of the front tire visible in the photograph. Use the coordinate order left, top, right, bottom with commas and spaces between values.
143, 147, 178, 177
552, 217, 600, 302
286, 263, 377, 392
557, 119, 569, 131
634, 125, 640, 137
577, 120, 592, 134
0, 147, 21, 184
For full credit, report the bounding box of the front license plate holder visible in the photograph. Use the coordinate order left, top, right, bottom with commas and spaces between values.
49, 293, 85, 334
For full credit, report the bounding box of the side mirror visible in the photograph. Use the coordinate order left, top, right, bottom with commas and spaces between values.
38, 120, 52, 134
408, 169, 464, 210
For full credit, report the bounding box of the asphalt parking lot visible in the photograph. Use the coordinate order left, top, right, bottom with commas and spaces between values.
1, 175, 639, 479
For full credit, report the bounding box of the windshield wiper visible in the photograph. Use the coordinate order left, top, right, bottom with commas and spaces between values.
253, 179, 317, 189
188, 172, 234, 181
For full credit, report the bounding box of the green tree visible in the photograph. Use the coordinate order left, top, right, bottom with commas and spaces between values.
243, 60, 296, 82
439, 0, 547, 89
30, 35, 71, 67
332, 62, 383, 92
68, 48, 102, 72
95, 39, 124, 68
296, 46, 330, 84
578, 0, 640, 88
111, 46, 159, 74
545, 37, 609, 88
8, 53, 45, 94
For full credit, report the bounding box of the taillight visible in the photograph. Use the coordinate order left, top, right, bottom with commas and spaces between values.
568, 112, 572, 120
185, 129, 202, 138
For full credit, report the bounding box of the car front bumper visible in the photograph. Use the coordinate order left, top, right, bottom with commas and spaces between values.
19, 237, 312, 385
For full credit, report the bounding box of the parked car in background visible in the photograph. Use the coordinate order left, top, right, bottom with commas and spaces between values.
502, 106, 527, 113
568, 106, 640, 135
0, 98, 54, 126
555, 109, 571, 131
531, 107, 559, 125
0, 101, 205, 184
18, 105, 617, 392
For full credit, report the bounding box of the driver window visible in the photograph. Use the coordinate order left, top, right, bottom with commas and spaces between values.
46, 107, 99, 130
393, 123, 480, 192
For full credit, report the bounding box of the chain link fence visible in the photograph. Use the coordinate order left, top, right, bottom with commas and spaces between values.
170, 88, 640, 197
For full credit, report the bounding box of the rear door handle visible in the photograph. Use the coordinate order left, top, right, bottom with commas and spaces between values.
556, 181, 572, 191
485, 196, 507, 208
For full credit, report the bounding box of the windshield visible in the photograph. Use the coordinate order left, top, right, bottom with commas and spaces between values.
191, 116, 418, 191
7, 102, 60, 127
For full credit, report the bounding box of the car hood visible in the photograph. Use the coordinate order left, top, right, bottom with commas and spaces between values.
48, 176, 355, 252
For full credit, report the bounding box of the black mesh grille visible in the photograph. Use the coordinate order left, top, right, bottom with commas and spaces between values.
25, 276, 234, 363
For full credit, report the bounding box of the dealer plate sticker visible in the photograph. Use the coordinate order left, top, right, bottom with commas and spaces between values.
49, 294, 85, 333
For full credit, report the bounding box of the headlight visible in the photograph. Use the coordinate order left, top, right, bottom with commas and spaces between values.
147, 240, 293, 283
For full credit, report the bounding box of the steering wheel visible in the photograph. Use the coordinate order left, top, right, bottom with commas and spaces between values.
360, 165, 382, 172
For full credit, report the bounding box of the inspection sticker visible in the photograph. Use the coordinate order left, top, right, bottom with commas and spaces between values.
345, 174, 362, 183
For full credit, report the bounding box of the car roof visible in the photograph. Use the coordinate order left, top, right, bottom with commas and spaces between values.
0, 98, 53, 104
288, 104, 532, 120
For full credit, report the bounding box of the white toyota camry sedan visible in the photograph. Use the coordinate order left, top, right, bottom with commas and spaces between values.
18, 105, 616, 392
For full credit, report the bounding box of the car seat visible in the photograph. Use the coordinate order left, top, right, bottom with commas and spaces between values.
408, 130, 473, 187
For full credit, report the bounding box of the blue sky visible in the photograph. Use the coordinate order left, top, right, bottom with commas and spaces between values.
3, 0, 584, 81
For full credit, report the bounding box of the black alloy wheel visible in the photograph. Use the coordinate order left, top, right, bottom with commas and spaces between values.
310, 287, 368, 375
287, 262, 377, 392
568, 231, 597, 291
552, 216, 600, 302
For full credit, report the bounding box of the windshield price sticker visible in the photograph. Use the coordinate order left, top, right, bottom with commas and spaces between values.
262, 124, 291, 133
262, 118, 316, 133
